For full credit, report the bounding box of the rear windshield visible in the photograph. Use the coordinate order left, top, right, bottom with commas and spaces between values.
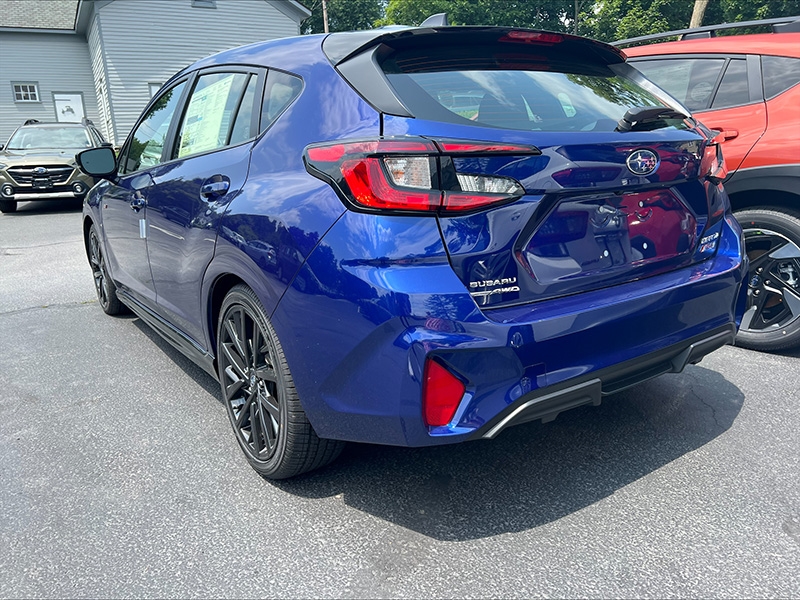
383, 50, 687, 133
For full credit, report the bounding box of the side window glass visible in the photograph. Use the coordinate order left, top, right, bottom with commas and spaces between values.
229, 75, 258, 146
260, 70, 303, 132
711, 59, 749, 108
175, 72, 249, 159
762, 56, 800, 98
633, 58, 726, 111
122, 80, 186, 174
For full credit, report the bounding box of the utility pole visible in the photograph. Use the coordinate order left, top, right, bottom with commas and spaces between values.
322, 0, 329, 33
574, 0, 579, 35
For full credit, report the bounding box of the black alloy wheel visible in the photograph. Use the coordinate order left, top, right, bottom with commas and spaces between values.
735, 208, 800, 351
217, 285, 344, 479
87, 223, 124, 315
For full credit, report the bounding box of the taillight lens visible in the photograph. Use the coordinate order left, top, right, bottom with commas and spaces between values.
304, 137, 538, 215
422, 359, 466, 427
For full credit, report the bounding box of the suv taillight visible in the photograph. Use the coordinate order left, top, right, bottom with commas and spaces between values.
304, 137, 539, 215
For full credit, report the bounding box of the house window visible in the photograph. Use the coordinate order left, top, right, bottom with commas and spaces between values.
191, 0, 216, 7
12, 83, 40, 102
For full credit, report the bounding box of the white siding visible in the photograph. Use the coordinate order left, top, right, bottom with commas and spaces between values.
95, 0, 302, 144
0, 32, 101, 143
87, 15, 115, 142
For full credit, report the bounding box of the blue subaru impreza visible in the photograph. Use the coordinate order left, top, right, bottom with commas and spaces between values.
77, 24, 747, 479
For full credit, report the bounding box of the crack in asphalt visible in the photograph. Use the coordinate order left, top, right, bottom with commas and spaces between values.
686, 379, 725, 431
0, 300, 97, 318
0, 239, 83, 252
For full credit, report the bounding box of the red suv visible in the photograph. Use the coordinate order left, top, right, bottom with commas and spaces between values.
619, 16, 800, 351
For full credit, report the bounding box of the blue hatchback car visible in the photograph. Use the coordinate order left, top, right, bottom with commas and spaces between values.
78, 24, 747, 479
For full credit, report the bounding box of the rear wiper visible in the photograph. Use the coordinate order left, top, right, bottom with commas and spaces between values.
616, 106, 688, 132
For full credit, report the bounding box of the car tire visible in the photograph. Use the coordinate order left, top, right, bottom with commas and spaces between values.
217, 284, 344, 479
87, 223, 125, 315
734, 207, 800, 351
0, 200, 17, 213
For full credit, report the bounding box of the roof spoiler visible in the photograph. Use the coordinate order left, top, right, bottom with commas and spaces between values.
612, 15, 800, 47
419, 13, 448, 27
323, 25, 625, 66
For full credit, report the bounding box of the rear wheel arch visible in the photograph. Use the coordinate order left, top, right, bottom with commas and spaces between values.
729, 188, 800, 214
208, 272, 248, 371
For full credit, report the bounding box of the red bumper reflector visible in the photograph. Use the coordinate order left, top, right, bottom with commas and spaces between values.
423, 359, 466, 427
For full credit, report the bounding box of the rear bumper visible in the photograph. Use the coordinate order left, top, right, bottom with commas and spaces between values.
272, 212, 746, 447
478, 323, 734, 440
2, 190, 85, 201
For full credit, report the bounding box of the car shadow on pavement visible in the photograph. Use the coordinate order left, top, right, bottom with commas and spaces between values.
131, 319, 221, 399
2, 199, 83, 215
276, 364, 744, 541
127, 315, 744, 541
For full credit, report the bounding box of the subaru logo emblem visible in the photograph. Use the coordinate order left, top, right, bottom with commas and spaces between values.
33, 166, 49, 175
626, 149, 659, 176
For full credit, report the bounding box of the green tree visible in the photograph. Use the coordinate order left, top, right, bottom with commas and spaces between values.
302, 0, 384, 34
584, 0, 800, 42
381, 0, 580, 33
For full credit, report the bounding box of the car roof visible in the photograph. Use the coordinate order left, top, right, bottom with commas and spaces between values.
19, 122, 89, 128
623, 32, 800, 59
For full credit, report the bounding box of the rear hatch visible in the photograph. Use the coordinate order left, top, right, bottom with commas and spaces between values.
326, 27, 724, 309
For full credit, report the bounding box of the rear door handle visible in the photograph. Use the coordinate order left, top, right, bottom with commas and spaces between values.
712, 129, 739, 141
200, 178, 230, 199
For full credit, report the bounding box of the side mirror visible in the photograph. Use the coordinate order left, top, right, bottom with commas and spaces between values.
76, 147, 117, 180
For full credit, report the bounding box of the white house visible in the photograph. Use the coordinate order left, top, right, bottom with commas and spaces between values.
0, 0, 310, 144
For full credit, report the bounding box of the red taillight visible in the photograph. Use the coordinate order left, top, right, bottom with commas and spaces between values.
304, 137, 537, 215
422, 359, 466, 427
434, 139, 541, 154
340, 158, 440, 211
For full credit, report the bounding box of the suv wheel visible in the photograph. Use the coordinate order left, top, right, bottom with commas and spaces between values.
735, 208, 800, 351
0, 200, 17, 213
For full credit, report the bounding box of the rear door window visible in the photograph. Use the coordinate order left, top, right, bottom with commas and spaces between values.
175, 71, 251, 158
632, 58, 726, 111
762, 56, 800, 98
711, 58, 749, 108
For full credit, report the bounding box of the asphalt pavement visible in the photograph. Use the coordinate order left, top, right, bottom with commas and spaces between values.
1, 200, 798, 598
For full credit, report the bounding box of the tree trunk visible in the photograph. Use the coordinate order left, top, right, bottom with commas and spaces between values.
690, 0, 710, 28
